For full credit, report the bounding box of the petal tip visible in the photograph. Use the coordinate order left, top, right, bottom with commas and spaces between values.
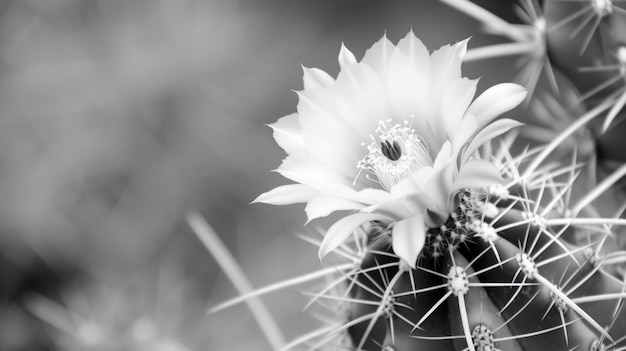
456, 37, 471, 59
338, 42, 357, 67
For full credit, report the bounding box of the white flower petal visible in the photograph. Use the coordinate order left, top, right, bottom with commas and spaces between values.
429, 39, 469, 99
319, 213, 390, 260
338, 42, 357, 70
452, 113, 478, 155
450, 159, 503, 195
322, 184, 393, 205
296, 89, 363, 178
302, 66, 335, 89
269, 113, 305, 154
391, 166, 434, 197
433, 140, 453, 171
363, 195, 425, 220
392, 213, 427, 268
305, 196, 365, 223
461, 118, 523, 163
442, 78, 478, 141
334, 62, 389, 137
426, 40, 469, 147
455, 38, 470, 60
253, 184, 318, 205
361, 34, 393, 74
467, 83, 527, 129
396, 30, 430, 71
386, 45, 431, 143
277, 153, 350, 188
422, 163, 455, 216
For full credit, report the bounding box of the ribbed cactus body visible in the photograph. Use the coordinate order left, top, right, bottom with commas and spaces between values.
346, 181, 626, 350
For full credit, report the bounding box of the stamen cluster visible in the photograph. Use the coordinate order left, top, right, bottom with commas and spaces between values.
358, 119, 433, 190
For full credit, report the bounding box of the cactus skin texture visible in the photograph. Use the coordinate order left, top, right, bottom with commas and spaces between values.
343, 157, 626, 351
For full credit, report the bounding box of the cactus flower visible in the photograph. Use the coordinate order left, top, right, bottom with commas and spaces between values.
255, 31, 527, 267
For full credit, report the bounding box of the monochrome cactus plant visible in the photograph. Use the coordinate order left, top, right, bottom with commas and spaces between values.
202, 1, 626, 350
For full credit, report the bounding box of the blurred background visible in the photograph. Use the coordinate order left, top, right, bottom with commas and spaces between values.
0, 1, 527, 350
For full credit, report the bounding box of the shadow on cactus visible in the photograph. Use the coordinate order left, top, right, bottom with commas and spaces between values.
198, 30, 626, 351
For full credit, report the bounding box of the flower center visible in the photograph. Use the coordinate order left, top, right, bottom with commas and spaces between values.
357, 119, 433, 190
381, 140, 402, 161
